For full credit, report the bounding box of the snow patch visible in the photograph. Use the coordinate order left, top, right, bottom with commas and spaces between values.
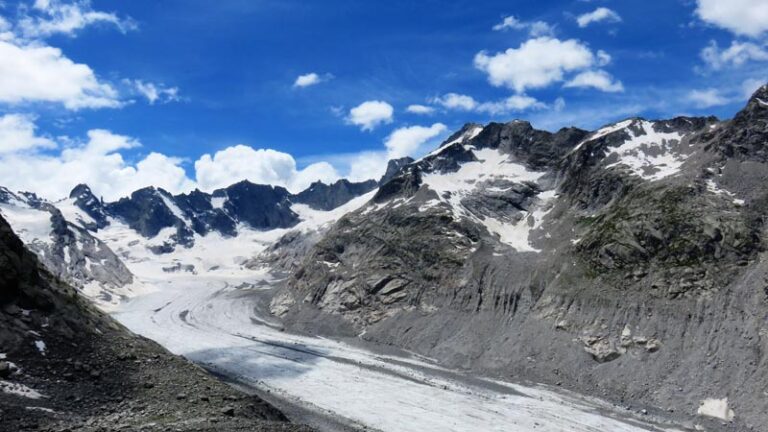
157, 191, 189, 224
0, 204, 53, 246
55, 197, 97, 229
0, 381, 45, 399
426, 126, 484, 158
422, 148, 550, 252
34, 340, 46, 356
572, 119, 634, 153
604, 121, 685, 181
697, 398, 735, 421
211, 196, 226, 209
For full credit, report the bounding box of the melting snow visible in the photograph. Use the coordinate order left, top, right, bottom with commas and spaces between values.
55, 198, 97, 228
697, 398, 735, 421
157, 191, 190, 223
572, 119, 634, 153
425, 126, 484, 158
0, 381, 44, 399
421, 148, 551, 252
604, 121, 685, 181
34, 340, 46, 355
211, 196, 226, 209
0, 204, 53, 246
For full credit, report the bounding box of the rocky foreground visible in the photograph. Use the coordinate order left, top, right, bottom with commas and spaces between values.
0, 214, 313, 432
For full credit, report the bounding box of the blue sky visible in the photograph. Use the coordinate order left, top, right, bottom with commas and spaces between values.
0, 0, 766, 200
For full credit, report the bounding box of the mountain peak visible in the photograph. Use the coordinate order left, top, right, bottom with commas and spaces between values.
69, 183, 95, 199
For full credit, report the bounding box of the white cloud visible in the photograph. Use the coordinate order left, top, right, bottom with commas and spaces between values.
686, 78, 767, 109
347, 151, 388, 183
406, 104, 434, 115
476, 95, 547, 114
347, 123, 448, 181
384, 123, 447, 158
433, 92, 548, 115
687, 88, 730, 108
195, 145, 340, 193
564, 70, 624, 92
0, 127, 194, 200
474, 37, 600, 93
576, 7, 622, 28
553, 97, 566, 112
700, 40, 768, 69
0, 116, 348, 200
19, 0, 136, 38
433, 93, 478, 111
0, 39, 121, 109
695, 0, 768, 37
493, 16, 555, 37
741, 78, 766, 98
128, 80, 180, 105
346, 100, 394, 131
0, 114, 55, 154
293, 72, 332, 88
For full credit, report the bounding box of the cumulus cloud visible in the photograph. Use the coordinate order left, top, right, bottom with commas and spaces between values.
384, 123, 447, 158
0, 114, 55, 154
576, 7, 622, 28
700, 40, 768, 69
564, 70, 624, 92
18, 0, 137, 39
687, 88, 731, 108
474, 37, 616, 93
0, 39, 121, 109
293, 72, 333, 88
128, 80, 180, 104
195, 145, 340, 193
695, 0, 768, 37
0, 116, 349, 200
433, 93, 478, 111
0, 126, 194, 200
346, 100, 394, 131
406, 104, 434, 115
431, 92, 547, 115
348, 123, 448, 181
476, 95, 547, 114
686, 78, 767, 109
492, 16, 555, 37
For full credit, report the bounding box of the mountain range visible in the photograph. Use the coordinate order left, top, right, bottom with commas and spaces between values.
2, 85, 768, 431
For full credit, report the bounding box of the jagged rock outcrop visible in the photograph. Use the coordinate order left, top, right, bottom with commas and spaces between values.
293, 179, 377, 211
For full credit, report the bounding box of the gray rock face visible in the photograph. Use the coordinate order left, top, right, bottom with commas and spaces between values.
379, 157, 415, 185
271, 88, 768, 429
292, 179, 378, 211
69, 184, 109, 230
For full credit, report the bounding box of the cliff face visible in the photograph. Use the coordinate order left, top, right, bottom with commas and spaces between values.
268, 88, 768, 430
0, 214, 311, 432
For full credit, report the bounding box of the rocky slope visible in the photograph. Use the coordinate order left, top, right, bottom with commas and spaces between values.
0, 188, 136, 309
268, 86, 768, 430
0, 213, 313, 432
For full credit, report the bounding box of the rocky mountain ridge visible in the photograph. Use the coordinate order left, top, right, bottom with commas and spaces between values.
266, 85, 768, 430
